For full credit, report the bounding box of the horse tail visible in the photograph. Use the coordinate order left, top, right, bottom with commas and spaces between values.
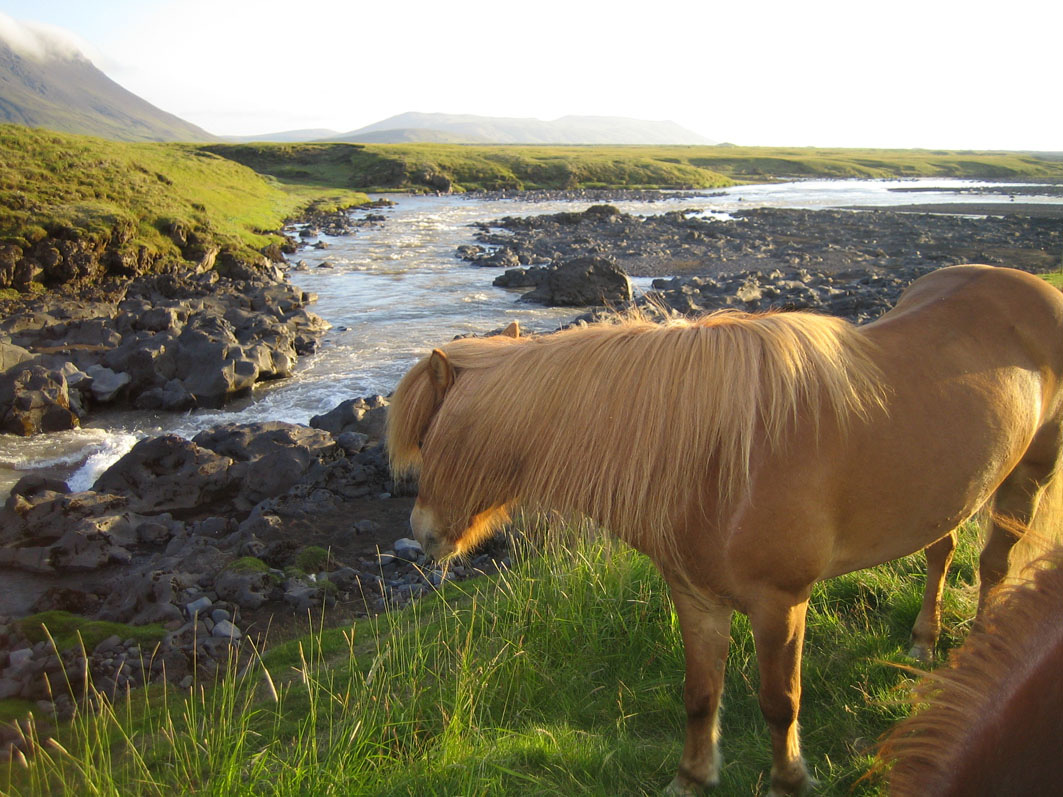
879, 547, 1063, 795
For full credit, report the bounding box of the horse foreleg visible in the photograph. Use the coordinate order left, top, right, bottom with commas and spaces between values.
749, 590, 812, 797
908, 531, 957, 663
664, 587, 733, 796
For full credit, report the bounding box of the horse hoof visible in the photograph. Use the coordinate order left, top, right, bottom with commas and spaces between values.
766, 780, 816, 796
664, 775, 714, 796
907, 644, 934, 664
663, 778, 696, 796
766, 763, 816, 796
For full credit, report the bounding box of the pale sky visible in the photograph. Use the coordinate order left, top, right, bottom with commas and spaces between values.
1, 0, 1061, 150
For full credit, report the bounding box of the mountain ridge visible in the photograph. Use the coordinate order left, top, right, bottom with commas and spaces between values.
0, 26, 214, 142
327, 111, 716, 145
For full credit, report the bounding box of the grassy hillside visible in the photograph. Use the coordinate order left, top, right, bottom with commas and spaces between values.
0, 125, 368, 290
204, 141, 1063, 193
202, 142, 738, 192
1, 524, 985, 796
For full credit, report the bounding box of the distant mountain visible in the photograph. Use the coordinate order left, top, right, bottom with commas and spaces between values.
326, 127, 472, 144
223, 128, 340, 143
0, 18, 214, 142
331, 112, 715, 145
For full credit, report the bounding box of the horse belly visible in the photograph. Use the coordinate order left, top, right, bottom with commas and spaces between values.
823, 371, 1046, 578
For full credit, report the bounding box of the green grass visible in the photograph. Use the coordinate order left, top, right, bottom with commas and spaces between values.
0, 125, 370, 284
203, 141, 1063, 194
0, 520, 983, 796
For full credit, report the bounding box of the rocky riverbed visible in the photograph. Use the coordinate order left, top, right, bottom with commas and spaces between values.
463, 202, 1063, 321
2, 190, 1061, 758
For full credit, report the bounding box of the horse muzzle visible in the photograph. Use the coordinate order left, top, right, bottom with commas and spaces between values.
410, 501, 456, 561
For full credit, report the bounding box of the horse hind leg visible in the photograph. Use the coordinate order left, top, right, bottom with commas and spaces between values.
908, 531, 957, 663
979, 457, 1057, 616
664, 585, 733, 796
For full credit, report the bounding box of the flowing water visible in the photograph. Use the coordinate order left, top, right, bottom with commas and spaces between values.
2, 179, 1059, 495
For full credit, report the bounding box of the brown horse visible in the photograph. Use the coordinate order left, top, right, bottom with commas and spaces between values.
880, 547, 1063, 795
386, 265, 1063, 795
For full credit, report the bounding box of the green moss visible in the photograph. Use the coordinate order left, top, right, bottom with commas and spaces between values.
227, 556, 270, 574
295, 546, 330, 573
0, 699, 36, 726
16, 611, 167, 653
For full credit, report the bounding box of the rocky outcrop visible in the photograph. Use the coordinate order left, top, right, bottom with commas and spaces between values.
0, 271, 329, 434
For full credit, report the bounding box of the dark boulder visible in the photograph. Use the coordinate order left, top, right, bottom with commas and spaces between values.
520, 256, 632, 307
0, 364, 79, 435
493, 266, 549, 290
309, 396, 388, 442
92, 435, 238, 516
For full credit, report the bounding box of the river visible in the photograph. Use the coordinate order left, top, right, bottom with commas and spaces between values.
1, 178, 1060, 496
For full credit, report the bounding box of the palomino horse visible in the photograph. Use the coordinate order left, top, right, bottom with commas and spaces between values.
386, 265, 1063, 795
880, 547, 1063, 795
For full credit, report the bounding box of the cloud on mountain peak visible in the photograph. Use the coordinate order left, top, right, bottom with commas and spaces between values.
0, 12, 94, 62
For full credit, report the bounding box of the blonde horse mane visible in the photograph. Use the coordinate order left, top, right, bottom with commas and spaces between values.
879, 548, 1063, 795
387, 310, 886, 553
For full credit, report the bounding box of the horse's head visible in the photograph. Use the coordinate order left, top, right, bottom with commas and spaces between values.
410, 494, 511, 561
388, 323, 520, 562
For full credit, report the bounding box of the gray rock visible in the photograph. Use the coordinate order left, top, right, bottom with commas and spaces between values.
186, 597, 212, 618
211, 619, 241, 640
6, 648, 33, 673
85, 364, 131, 403
394, 537, 423, 562
0, 341, 33, 373
210, 609, 231, 624
214, 568, 275, 610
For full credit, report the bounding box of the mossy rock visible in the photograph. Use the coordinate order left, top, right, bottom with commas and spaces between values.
16, 610, 167, 653
295, 546, 330, 573
227, 556, 270, 574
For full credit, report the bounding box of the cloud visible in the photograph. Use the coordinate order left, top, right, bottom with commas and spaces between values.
0, 11, 95, 62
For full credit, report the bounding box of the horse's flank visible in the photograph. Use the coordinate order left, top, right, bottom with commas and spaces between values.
387, 310, 886, 556
880, 549, 1063, 796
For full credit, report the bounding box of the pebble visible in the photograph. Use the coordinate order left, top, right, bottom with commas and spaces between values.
185, 596, 212, 618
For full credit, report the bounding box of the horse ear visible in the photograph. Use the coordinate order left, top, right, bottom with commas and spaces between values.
428, 349, 454, 401
501, 321, 520, 338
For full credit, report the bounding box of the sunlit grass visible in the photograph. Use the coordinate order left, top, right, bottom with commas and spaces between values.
1, 521, 982, 796
0, 125, 370, 274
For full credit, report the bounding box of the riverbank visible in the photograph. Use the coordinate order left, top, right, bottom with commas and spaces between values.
203, 141, 1063, 193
